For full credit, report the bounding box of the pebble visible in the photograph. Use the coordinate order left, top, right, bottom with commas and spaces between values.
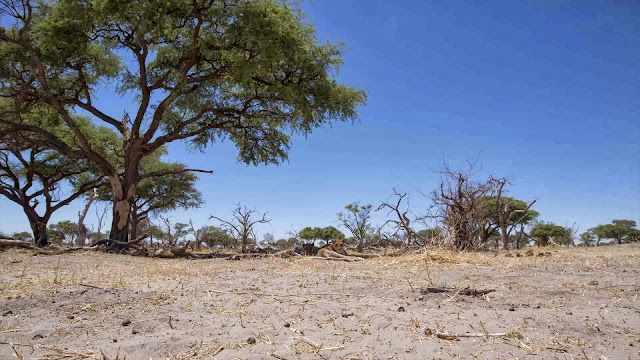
247, 337, 256, 344
121, 319, 131, 327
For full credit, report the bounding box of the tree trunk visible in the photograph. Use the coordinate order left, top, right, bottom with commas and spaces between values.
31, 220, 48, 247
77, 188, 97, 246
107, 149, 141, 246
24, 208, 48, 247
130, 217, 139, 241
241, 235, 247, 253
501, 227, 510, 250
357, 238, 363, 252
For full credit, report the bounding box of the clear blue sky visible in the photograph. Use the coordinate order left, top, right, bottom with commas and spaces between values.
1, 0, 639, 240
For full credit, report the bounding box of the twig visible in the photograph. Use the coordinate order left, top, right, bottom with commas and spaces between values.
211, 346, 224, 356
0, 328, 26, 333
479, 321, 489, 341
208, 289, 377, 299
435, 332, 507, 340
421, 287, 496, 296
78, 283, 103, 289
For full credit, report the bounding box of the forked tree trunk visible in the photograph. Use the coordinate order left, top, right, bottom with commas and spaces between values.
24, 207, 49, 247
107, 150, 141, 245
31, 220, 48, 247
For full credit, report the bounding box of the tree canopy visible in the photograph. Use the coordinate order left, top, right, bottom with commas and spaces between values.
591, 220, 638, 244
299, 226, 345, 243
530, 223, 569, 247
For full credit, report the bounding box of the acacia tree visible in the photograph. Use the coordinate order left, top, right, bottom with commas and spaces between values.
129, 152, 205, 240
210, 204, 270, 253
338, 202, 373, 252
592, 220, 638, 244
487, 176, 538, 250
48, 220, 78, 244
0, 136, 104, 246
0, 0, 366, 243
579, 231, 596, 247
299, 226, 345, 244
530, 222, 568, 246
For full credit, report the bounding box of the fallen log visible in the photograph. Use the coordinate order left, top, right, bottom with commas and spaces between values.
90, 234, 149, 252
0, 239, 98, 255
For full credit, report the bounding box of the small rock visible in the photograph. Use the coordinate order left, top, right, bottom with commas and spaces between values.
121, 319, 131, 327
113, 339, 117, 343
2, 310, 13, 316
566, 311, 573, 315
284, 322, 290, 328
588, 280, 598, 286
342, 312, 354, 318
67, 315, 75, 319
417, 296, 424, 301
32, 334, 44, 340
397, 307, 405, 312
247, 337, 256, 344
509, 307, 515, 311
424, 328, 433, 336
132, 329, 139, 335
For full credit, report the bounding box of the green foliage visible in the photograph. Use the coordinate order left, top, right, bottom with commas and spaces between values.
200, 226, 235, 248
299, 226, 345, 243
592, 220, 637, 244
530, 222, 569, 246
480, 196, 539, 226
417, 228, 444, 242
48, 220, 78, 244
579, 231, 596, 247
338, 202, 373, 247
270, 237, 297, 249
11, 231, 33, 242
1, 0, 365, 163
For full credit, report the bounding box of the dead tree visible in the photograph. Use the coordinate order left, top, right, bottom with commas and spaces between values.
77, 188, 98, 246
489, 176, 537, 250
377, 189, 422, 247
210, 204, 271, 253
429, 162, 491, 250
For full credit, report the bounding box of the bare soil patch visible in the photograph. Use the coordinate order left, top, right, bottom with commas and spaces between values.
1, 245, 639, 359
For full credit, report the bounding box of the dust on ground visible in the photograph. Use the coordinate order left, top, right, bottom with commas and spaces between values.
0, 244, 639, 359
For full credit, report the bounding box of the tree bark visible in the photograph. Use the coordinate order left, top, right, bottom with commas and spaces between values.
25, 208, 48, 247
77, 188, 97, 246
107, 145, 142, 245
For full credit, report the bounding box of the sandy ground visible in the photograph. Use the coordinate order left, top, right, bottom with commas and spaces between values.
0, 244, 639, 360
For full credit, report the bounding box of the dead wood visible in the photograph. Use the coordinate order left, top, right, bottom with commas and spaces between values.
0, 239, 99, 255
420, 287, 496, 296
226, 249, 300, 260
90, 234, 148, 252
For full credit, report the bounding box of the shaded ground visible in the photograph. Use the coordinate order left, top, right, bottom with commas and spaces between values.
0, 244, 639, 359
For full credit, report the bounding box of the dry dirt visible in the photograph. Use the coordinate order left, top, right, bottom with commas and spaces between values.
0, 244, 639, 359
